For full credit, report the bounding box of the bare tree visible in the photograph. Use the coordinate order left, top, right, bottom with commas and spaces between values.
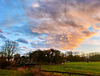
1, 40, 18, 61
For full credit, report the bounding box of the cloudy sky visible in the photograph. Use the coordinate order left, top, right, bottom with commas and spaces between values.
0, 0, 100, 54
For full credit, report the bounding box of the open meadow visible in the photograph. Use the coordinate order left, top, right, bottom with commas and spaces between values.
39, 62, 100, 76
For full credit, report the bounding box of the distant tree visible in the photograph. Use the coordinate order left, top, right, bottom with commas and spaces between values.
89, 53, 100, 61
66, 51, 86, 62
67, 51, 73, 56
1, 40, 18, 61
29, 49, 45, 64
44, 49, 66, 64
29, 49, 66, 64
66, 51, 73, 61
14, 53, 20, 62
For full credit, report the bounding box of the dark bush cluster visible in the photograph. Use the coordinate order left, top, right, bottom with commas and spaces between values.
0, 61, 10, 69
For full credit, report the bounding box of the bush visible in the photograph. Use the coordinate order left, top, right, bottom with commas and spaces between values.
11, 62, 19, 67
0, 61, 10, 69
0, 61, 19, 69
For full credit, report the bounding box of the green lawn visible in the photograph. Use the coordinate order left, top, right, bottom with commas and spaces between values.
39, 62, 100, 75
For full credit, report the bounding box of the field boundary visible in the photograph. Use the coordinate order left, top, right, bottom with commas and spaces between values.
41, 70, 98, 76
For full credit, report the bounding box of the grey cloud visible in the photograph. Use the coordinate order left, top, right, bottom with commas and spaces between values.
0, 34, 6, 39
16, 38, 28, 44
31, 40, 50, 48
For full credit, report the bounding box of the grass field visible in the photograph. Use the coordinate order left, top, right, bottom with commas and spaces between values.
39, 62, 100, 75
1, 62, 100, 76
0, 68, 60, 76
0, 69, 33, 76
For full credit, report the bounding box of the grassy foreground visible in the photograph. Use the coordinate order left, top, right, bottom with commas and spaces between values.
1, 62, 100, 76
0, 68, 61, 76
39, 62, 100, 75
0, 69, 32, 76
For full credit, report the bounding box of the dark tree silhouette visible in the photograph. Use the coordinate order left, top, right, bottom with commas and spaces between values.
1, 40, 18, 61
29, 49, 46, 64
29, 49, 66, 64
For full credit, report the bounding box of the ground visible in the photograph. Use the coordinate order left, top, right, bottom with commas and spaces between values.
1, 62, 100, 76
38, 62, 100, 75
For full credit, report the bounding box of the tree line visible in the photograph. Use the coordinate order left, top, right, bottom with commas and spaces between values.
29, 49, 66, 64
0, 40, 100, 66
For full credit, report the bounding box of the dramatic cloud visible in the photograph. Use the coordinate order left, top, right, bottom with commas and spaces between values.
1, 0, 100, 53
16, 38, 28, 44
26, 0, 100, 50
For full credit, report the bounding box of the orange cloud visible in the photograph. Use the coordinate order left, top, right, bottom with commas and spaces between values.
26, 0, 100, 50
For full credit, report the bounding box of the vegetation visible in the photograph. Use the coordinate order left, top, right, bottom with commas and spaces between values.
0, 69, 61, 76
1, 62, 100, 76
1, 40, 100, 76
38, 62, 100, 75
1, 40, 18, 61
29, 49, 66, 64
66, 51, 87, 62
89, 53, 100, 61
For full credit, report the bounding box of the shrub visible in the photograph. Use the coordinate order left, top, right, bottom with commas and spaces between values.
0, 61, 10, 69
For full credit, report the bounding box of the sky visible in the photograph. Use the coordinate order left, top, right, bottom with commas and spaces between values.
0, 0, 100, 55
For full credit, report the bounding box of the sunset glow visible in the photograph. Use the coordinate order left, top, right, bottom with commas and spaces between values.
0, 0, 100, 54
